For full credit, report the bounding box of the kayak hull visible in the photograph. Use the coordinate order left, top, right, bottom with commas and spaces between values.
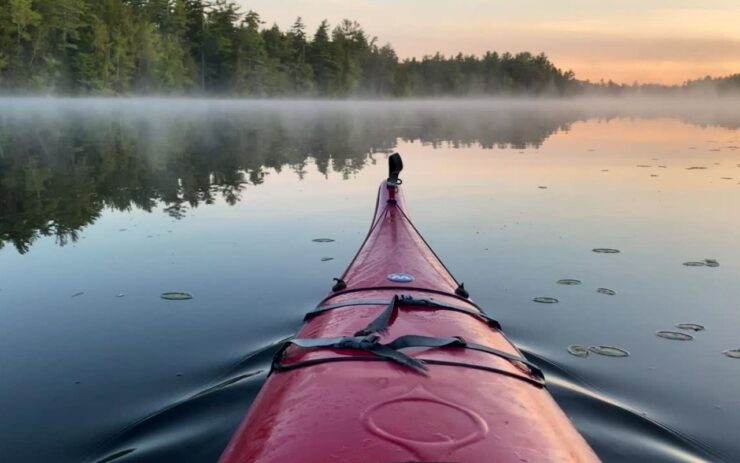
220, 172, 599, 462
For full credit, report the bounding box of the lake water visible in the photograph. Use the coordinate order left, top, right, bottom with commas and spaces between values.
1, 98, 739, 462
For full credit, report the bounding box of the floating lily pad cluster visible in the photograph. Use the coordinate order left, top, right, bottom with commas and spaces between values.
682, 258, 720, 268
592, 248, 621, 254
655, 330, 693, 341
313, 238, 335, 261
568, 345, 629, 358
160, 292, 193, 300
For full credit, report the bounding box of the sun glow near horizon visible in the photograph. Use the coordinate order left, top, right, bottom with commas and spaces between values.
238, 0, 740, 85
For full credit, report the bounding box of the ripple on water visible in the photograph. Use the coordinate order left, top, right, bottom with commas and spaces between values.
557, 279, 582, 285
312, 238, 335, 243
160, 292, 193, 301
567, 345, 590, 357
589, 346, 630, 357
676, 323, 705, 332
723, 349, 740, 359
320, 257, 334, 262
656, 331, 693, 341
533, 297, 559, 304
593, 248, 620, 254
597, 288, 617, 296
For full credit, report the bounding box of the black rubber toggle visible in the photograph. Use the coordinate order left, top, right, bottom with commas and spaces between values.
388, 153, 403, 185
455, 283, 470, 298
332, 278, 347, 292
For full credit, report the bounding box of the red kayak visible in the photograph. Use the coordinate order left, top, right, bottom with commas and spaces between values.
220, 154, 599, 462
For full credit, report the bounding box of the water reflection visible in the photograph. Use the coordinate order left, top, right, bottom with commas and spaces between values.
3, 98, 740, 254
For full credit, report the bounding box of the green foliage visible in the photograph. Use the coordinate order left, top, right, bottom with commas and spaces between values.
0, 0, 579, 95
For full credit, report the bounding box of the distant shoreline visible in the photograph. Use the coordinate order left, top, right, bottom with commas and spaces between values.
2, 1, 738, 97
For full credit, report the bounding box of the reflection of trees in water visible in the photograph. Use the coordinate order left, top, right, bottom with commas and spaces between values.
2, 101, 739, 254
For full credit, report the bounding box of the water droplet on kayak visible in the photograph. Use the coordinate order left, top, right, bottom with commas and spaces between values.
557, 279, 581, 285
686, 166, 707, 170
593, 248, 620, 254
71, 292, 84, 298
119, 228, 127, 232
116, 293, 125, 298
176, 372, 183, 377
656, 331, 693, 341
589, 346, 629, 357
312, 238, 335, 243
567, 345, 589, 357
676, 323, 704, 332
721, 177, 734, 180
722, 349, 740, 359
597, 288, 617, 296
637, 165, 652, 168
320, 257, 334, 262
538, 186, 548, 189
160, 292, 193, 301
533, 297, 559, 304
683, 261, 706, 267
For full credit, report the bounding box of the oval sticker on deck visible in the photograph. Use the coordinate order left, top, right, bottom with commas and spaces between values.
387, 273, 415, 283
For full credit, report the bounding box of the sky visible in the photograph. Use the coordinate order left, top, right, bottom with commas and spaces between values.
235, 0, 740, 85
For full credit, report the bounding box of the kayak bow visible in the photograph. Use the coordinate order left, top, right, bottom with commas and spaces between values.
220, 153, 599, 462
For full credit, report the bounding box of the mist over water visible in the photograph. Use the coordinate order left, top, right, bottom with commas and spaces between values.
1, 97, 740, 462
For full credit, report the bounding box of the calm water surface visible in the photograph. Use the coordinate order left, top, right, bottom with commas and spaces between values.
1, 98, 739, 462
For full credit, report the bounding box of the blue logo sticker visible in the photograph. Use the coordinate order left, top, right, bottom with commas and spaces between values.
387, 273, 415, 283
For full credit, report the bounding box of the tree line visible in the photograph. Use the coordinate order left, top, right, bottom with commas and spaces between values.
0, 0, 578, 96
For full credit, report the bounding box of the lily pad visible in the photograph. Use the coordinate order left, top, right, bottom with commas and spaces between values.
160, 292, 193, 301
593, 248, 620, 254
533, 297, 559, 304
557, 279, 582, 285
589, 346, 629, 357
312, 238, 335, 243
656, 331, 693, 341
567, 345, 590, 358
722, 349, 740, 359
676, 323, 704, 332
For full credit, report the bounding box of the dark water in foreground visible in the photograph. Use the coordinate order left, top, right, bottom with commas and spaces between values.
1, 98, 739, 462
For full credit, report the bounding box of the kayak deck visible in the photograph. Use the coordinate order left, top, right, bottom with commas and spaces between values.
220, 154, 599, 462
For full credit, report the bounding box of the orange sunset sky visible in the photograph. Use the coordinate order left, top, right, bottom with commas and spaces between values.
236, 0, 740, 85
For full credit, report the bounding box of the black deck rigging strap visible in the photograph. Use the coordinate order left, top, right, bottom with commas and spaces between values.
285, 296, 540, 381
276, 333, 544, 384
306, 295, 502, 331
